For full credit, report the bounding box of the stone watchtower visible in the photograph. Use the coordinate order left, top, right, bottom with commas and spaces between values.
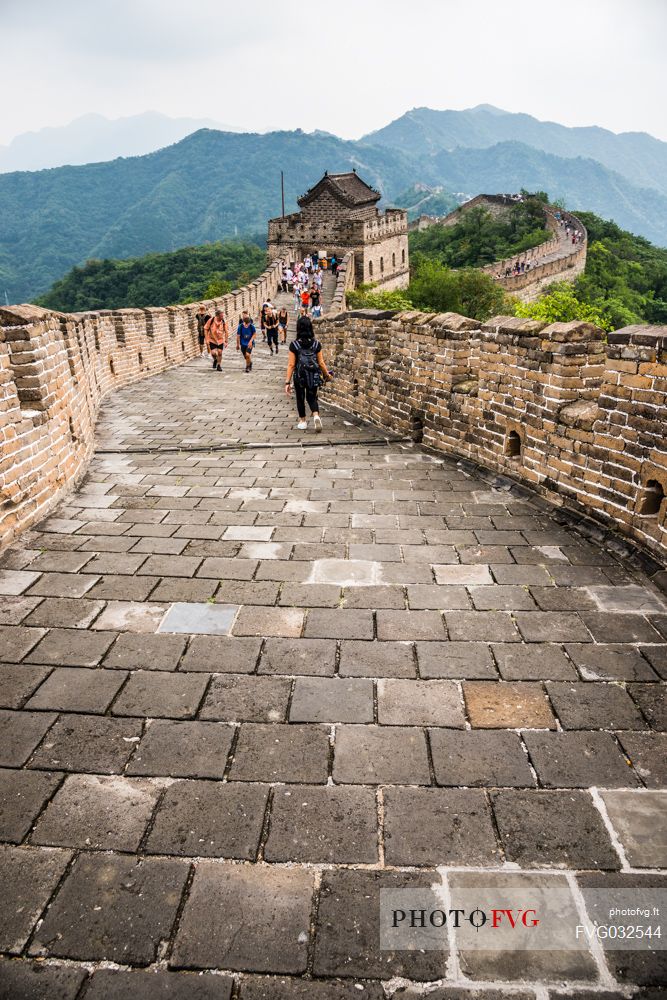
267, 170, 409, 290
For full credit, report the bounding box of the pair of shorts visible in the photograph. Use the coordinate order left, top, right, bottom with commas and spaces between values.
267, 330, 278, 344
209, 342, 224, 351
198, 333, 205, 345
240, 342, 253, 353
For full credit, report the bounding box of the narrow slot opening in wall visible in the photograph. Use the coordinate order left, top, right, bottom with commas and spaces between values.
138, 351, 143, 367
637, 479, 665, 517
411, 412, 424, 443
109, 357, 116, 376
506, 430, 522, 460
163, 346, 168, 359
352, 378, 359, 397
181, 340, 186, 353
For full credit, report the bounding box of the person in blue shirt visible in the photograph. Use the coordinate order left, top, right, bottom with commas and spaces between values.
236, 311, 256, 373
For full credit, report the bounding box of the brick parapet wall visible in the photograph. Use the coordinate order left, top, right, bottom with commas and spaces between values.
317, 310, 667, 565
0, 260, 284, 549
329, 253, 357, 313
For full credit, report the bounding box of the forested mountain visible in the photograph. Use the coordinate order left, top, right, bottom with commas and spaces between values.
3, 120, 667, 304
365, 105, 667, 199
37, 241, 266, 312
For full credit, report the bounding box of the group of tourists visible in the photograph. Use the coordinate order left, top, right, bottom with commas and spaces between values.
504, 259, 533, 278
193, 254, 333, 431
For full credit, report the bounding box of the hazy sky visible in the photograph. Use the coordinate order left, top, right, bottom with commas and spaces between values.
1, 0, 665, 145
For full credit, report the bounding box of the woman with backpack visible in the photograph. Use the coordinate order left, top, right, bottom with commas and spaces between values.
284, 309, 331, 432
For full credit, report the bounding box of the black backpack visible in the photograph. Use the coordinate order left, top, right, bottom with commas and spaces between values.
295, 339, 321, 390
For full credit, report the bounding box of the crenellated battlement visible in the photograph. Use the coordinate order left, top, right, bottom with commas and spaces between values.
0, 260, 284, 548
316, 309, 667, 569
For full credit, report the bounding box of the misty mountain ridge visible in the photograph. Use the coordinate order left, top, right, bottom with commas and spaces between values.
2, 109, 667, 302
365, 105, 667, 199
0, 111, 244, 173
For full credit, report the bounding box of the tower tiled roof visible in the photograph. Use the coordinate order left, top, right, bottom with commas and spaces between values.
298, 171, 381, 209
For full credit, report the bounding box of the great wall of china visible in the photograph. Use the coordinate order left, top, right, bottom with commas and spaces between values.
410, 194, 588, 302
1, 182, 665, 574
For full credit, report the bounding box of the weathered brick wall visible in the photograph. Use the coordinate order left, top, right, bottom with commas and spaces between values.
0, 260, 284, 549
317, 310, 667, 563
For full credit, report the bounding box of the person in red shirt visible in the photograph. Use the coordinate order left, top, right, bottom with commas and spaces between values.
300, 288, 310, 311
204, 310, 228, 371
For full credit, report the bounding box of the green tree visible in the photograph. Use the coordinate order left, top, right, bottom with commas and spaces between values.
513, 283, 610, 329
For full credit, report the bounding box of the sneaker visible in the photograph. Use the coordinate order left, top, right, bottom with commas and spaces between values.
216, 364, 222, 371
297, 420, 308, 430
313, 414, 323, 433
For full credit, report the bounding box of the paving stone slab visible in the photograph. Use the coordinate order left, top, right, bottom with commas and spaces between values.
0, 709, 56, 766
339, 640, 415, 678
0, 959, 86, 1000
147, 780, 269, 858
529, 585, 597, 611
158, 602, 238, 636
171, 862, 313, 973
616, 731, 667, 788
383, 786, 499, 865
181, 635, 262, 673
197, 558, 259, 581
564, 643, 657, 681
333, 725, 430, 785
289, 677, 373, 723
450, 870, 597, 983
546, 681, 648, 730
0, 595, 43, 625
523, 730, 638, 788
201, 673, 291, 722
342, 585, 406, 609
0, 844, 72, 952
313, 869, 447, 980
491, 789, 620, 869
491, 643, 577, 681
258, 637, 336, 676
239, 976, 384, 999
28, 714, 143, 773
230, 723, 330, 783
127, 719, 233, 778
416, 641, 496, 679
377, 609, 447, 641
600, 789, 667, 867
31, 852, 188, 962
628, 683, 667, 730
92, 601, 167, 632
0, 625, 46, 661
25, 667, 127, 713
463, 682, 555, 729
445, 611, 520, 643
111, 670, 208, 718
576, 872, 667, 987
234, 606, 304, 638
26, 573, 98, 598
429, 729, 535, 787
0, 662, 52, 709
103, 632, 187, 671
31, 773, 161, 850
27, 552, 92, 573
25, 628, 117, 667
378, 679, 464, 727
86, 574, 158, 601
0, 571, 42, 596
84, 968, 233, 1000
304, 609, 373, 640
264, 784, 378, 864
0, 768, 61, 843
149, 578, 218, 602
580, 613, 664, 644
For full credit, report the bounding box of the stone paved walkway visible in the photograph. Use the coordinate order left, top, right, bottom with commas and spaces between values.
1, 341, 666, 998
